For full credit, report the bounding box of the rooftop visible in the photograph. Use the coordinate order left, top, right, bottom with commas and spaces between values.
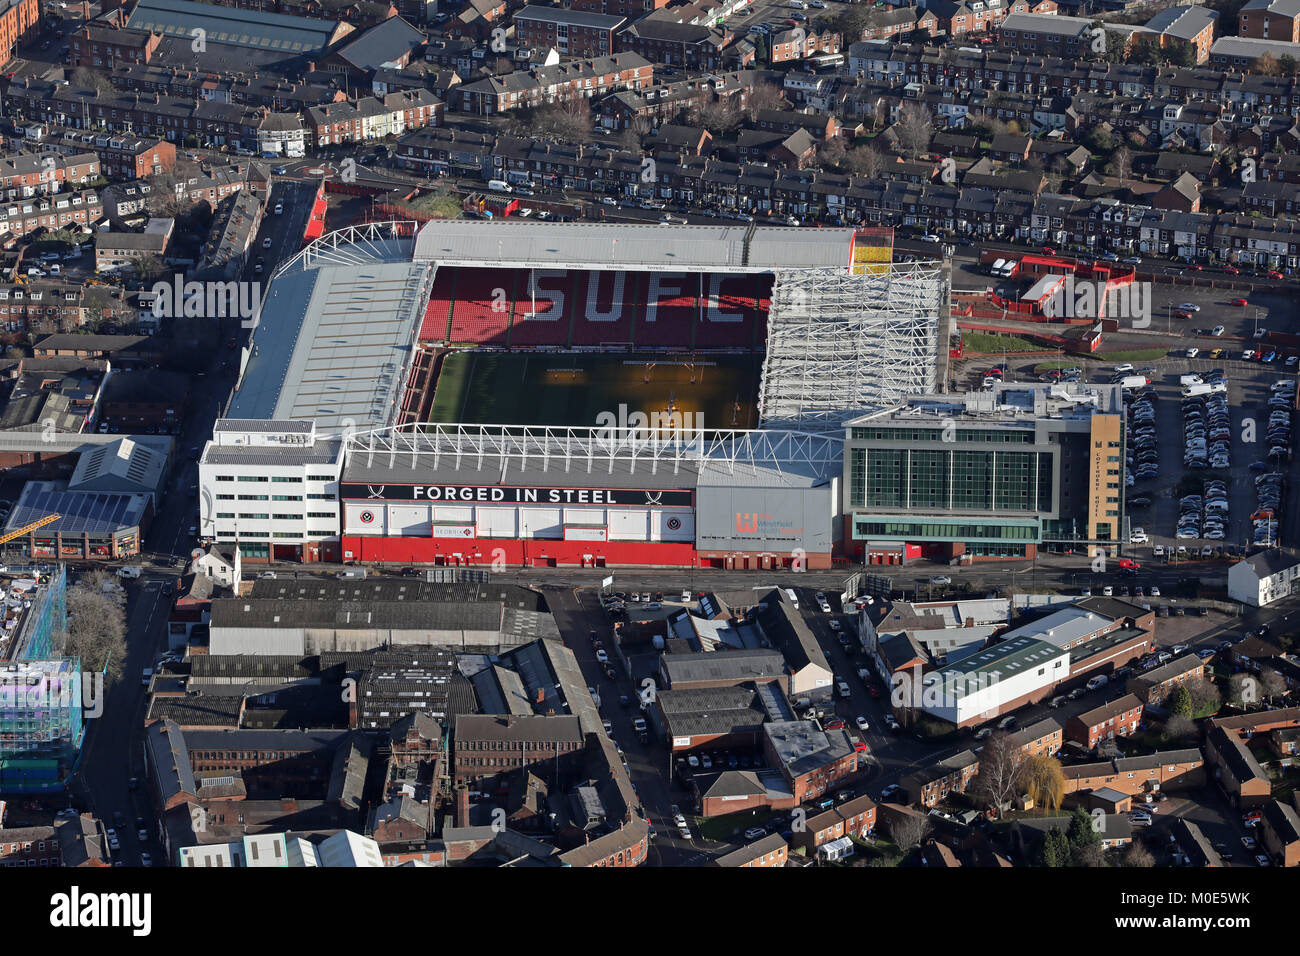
226, 258, 426, 433
412, 220, 855, 273
848, 381, 1124, 429
127, 0, 344, 55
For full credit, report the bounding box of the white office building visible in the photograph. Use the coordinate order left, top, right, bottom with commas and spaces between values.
197, 419, 343, 562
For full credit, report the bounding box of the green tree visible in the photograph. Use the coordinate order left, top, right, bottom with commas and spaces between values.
1168, 684, 1194, 719
1084, 126, 1115, 154
1067, 807, 1101, 850
1278, 54, 1299, 77
1039, 827, 1070, 867
1170, 43, 1196, 68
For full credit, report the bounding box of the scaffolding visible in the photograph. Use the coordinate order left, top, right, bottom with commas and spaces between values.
10, 564, 66, 662
758, 262, 945, 427
0, 658, 85, 794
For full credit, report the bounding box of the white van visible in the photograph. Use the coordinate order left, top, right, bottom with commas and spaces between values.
784, 588, 799, 609
1085, 674, 1109, 691
117, 566, 142, 579
487, 179, 513, 193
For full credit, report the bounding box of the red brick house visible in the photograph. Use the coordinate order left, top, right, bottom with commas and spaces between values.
790, 793, 877, 853
1127, 655, 1205, 706
1260, 799, 1300, 866
901, 750, 980, 807
0, 0, 38, 68
1239, 0, 1300, 43
1067, 694, 1144, 750
514, 5, 625, 58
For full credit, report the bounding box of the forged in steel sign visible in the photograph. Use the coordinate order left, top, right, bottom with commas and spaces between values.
341, 483, 694, 507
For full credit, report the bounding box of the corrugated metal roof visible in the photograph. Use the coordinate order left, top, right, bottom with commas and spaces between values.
227, 261, 427, 432
413, 220, 855, 272
128, 0, 340, 54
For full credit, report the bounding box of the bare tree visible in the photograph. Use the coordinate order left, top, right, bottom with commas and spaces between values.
144, 172, 192, 218
816, 136, 848, 170
59, 579, 128, 686
129, 253, 166, 284
895, 103, 934, 159
889, 812, 932, 853
1254, 52, 1281, 76
1162, 714, 1199, 744
1228, 672, 1261, 709
1073, 842, 1109, 868
1123, 841, 1155, 867
1260, 669, 1288, 705
698, 101, 742, 135
71, 67, 114, 95
1109, 145, 1132, 183
618, 115, 653, 153
970, 731, 1025, 818
845, 145, 886, 179
530, 99, 594, 145
742, 81, 788, 122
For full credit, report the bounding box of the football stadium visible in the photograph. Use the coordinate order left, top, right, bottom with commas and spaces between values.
200, 220, 946, 568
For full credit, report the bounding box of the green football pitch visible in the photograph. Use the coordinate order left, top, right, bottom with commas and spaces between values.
428, 350, 764, 430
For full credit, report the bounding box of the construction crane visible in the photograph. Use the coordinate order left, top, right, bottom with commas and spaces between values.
0, 514, 60, 547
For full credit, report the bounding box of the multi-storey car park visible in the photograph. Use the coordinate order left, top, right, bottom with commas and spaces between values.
199, 220, 945, 568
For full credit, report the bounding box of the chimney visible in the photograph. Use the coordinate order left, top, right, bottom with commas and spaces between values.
454, 784, 471, 827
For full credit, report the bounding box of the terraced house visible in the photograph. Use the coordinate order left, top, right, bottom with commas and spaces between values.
1066, 694, 1144, 750
0, 152, 101, 197
0, 189, 102, 238
455, 53, 653, 115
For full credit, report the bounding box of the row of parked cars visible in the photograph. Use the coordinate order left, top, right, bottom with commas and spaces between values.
1181, 373, 1231, 473
1127, 383, 1159, 484
1176, 480, 1230, 542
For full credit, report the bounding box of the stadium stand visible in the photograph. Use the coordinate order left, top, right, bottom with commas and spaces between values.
424, 267, 772, 351
511, 268, 571, 347
448, 267, 517, 345
421, 270, 456, 342
569, 270, 640, 348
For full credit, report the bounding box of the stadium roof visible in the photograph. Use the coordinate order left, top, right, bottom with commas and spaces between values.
412, 220, 856, 273
127, 0, 345, 55
226, 260, 428, 432
342, 423, 844, 492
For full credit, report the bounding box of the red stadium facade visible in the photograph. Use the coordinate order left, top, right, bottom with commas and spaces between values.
420, 267, 772, 350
